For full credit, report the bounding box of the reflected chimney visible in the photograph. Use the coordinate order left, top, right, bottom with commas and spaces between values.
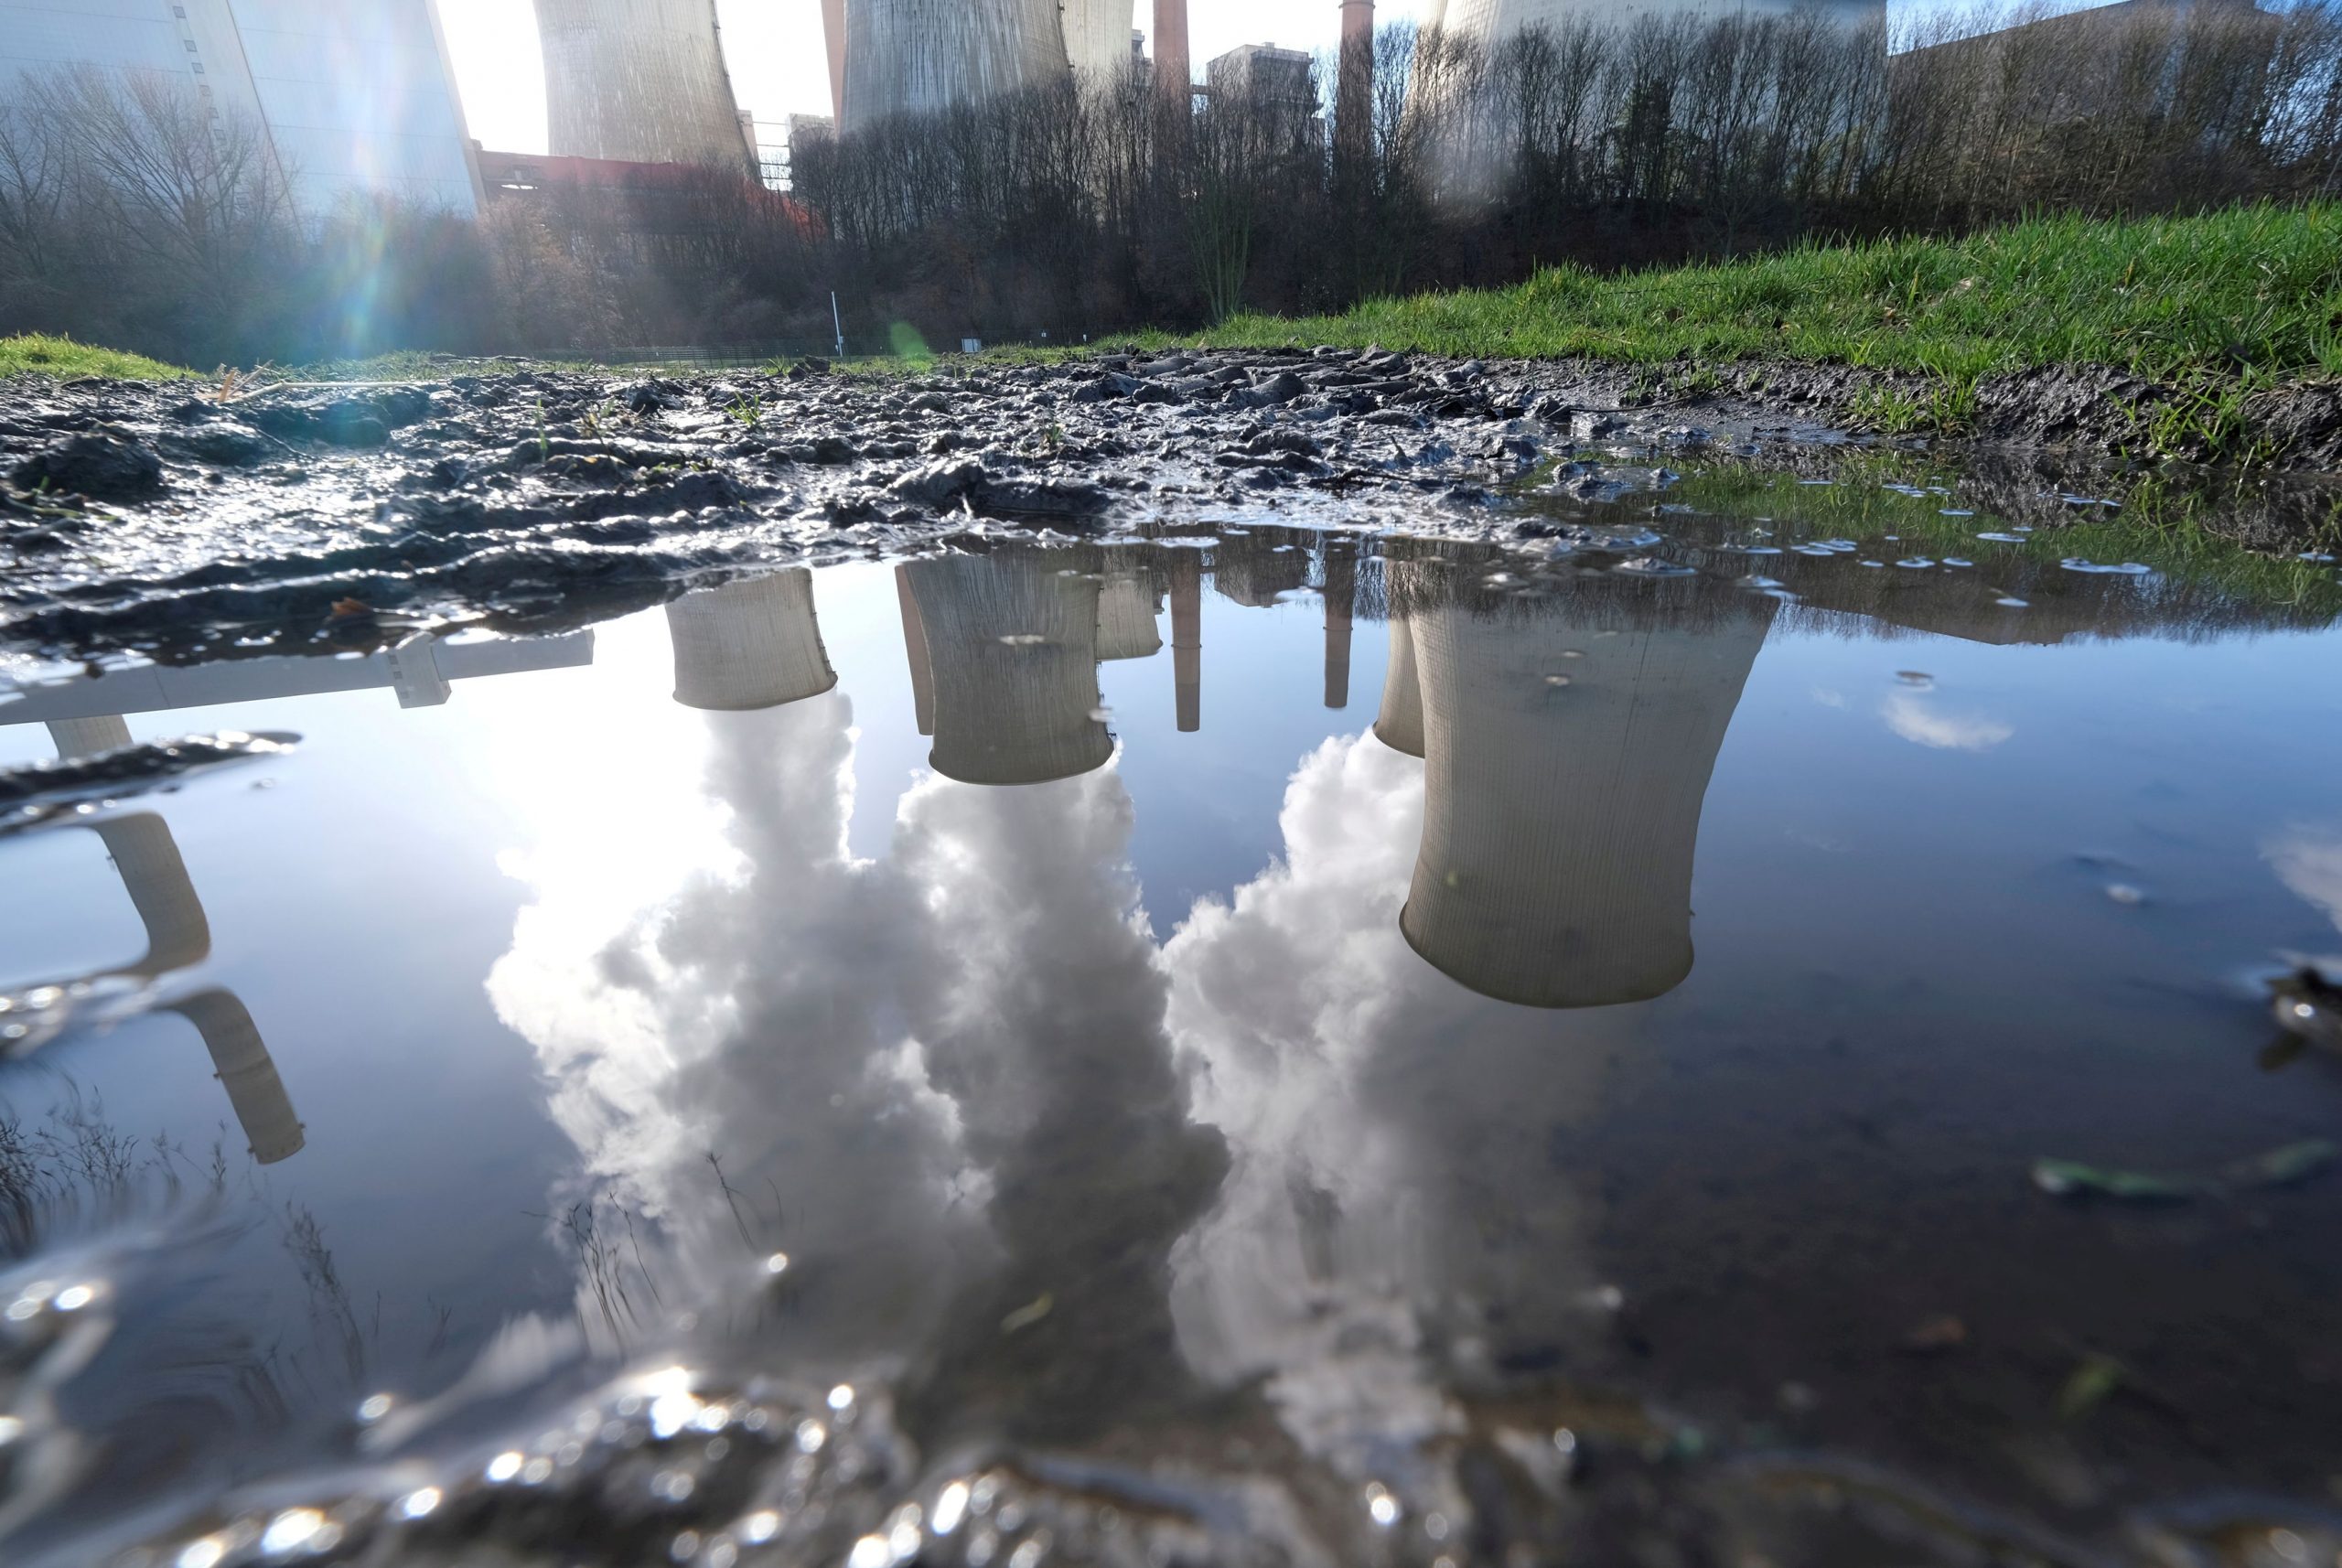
1400, 596, 1770, 1007
897, 564, 938, 736
904, 552, 1113, 786
167, 989, 304, 1165
666, 570, 838, 711
1323, 542, 1357, 710
1373, 616, 1425, 757
1167, 552, 1202, 733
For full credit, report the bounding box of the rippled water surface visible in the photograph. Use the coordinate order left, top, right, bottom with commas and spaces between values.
5, 467, 2342, 1568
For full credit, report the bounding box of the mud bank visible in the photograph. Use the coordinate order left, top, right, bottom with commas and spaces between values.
2, 349, 2335, 662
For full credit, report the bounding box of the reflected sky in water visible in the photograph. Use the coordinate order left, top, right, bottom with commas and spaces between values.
5, 519, 2342, 1559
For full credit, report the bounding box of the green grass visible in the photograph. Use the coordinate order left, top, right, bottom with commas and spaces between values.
0, 333, 194, 381
1162, 206, 2342, 385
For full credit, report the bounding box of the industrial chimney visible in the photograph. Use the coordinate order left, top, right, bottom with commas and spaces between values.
1337, 0, 1375, 159
1153, 0, 1191, 108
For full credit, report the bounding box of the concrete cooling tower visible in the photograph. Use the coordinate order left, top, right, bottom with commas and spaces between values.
1061, 0, 1138, 88
843, 0, 1072, 131
1373, 617, 1426, 757
535, 0, 753, 166
1399, 593, 1771, 1008
1097, 557, 1165, 663
666, 571, 838, 711
0, 1, 481, 216
902, 551, 1113, 786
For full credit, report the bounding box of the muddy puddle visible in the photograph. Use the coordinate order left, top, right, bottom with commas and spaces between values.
4, 456, 2342, 1568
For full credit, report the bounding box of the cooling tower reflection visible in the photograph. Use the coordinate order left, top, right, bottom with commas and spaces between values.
1394, 568, 1773, 1008
665, 570, 838, 712
500, 547, 1222, 1422
32, 721, 303, 1164
898, 548, 1114, 785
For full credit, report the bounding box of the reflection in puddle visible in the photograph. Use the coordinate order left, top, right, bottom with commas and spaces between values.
5, 489, 2342, 1565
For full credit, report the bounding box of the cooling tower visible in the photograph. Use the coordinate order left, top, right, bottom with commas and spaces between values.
535, 0, 753, 166
0, 1, 480, 215
1400, 596, 1770, 1008
168, 990, 305, 1165
1097, 562, 1165, 662
897, 564, 939, 736
1062, 0, 1139, 89
1373, 617, 1425, 757
843, 0, 1071, 131
667, 571, 838, 711
903, 552, 1112, 786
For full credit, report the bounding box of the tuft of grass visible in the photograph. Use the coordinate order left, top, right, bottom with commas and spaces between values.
0, 333, 195, 381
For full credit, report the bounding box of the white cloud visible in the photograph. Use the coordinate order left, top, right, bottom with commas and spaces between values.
1881, 691, 2013, 751
2266, 826, 2342, 934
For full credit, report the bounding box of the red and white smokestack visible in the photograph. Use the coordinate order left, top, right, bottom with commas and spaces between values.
1154, 0, 1190, 109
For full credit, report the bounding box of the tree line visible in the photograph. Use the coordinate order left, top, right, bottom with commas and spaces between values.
1, 1, 2337, 367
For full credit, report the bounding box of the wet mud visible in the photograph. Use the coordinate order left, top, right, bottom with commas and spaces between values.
3, 350, 2337, 667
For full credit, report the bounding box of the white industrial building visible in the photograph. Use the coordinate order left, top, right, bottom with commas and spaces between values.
533, 0, 756, 167
0, 0, 482, 217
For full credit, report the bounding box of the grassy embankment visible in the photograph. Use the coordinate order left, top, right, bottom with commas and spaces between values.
0, 333, 194, 381
1144, 205, 2342, 456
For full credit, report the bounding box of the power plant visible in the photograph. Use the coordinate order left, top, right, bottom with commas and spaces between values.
1, 0, 1334, 220
0, 0, 482, 217
533, 0, 757, 167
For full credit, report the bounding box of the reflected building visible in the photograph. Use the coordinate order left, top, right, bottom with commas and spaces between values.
666, 570, 838, 711
1391, 570, 1771, 1007
29, 721, 303, 1164
1211, 528, 1312, 609
0, 631, 595, 725
899, 550, 1113, 786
